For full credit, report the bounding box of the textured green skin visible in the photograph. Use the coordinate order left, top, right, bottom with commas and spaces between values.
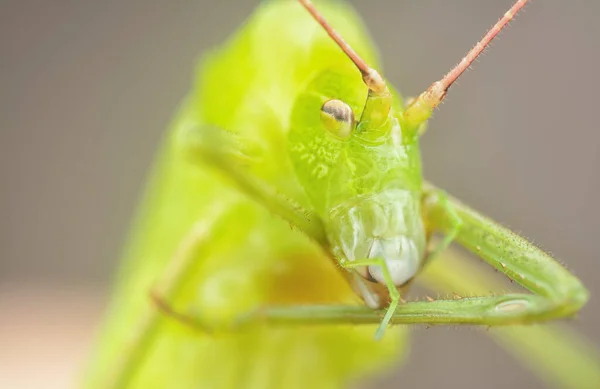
85, 2, 407, 388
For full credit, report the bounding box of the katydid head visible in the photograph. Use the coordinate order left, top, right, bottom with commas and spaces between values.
288, 62, 426, 289
292, 0, 530, 291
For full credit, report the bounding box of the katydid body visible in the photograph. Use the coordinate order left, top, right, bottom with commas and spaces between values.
85, 1, 590, 388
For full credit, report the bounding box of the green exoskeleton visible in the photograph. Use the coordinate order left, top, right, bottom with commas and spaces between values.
85, 1, 595, 388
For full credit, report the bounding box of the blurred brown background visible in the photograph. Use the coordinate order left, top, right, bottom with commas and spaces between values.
1, 1, 599, 388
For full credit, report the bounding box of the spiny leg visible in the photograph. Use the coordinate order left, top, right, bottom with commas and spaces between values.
148, 178, 588, 333
418, 245, 600, 389
195, 182, 588, 328
418, 181, 589, 323
148, 192, 589, 332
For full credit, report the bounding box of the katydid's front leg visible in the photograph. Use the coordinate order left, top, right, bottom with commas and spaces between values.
220, 185, 588, 328
145, 181, 589, 337
419, 245, 600, 389
420, 182, 589, 324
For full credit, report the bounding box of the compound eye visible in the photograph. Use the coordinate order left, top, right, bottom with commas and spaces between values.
320, 99, 354, 140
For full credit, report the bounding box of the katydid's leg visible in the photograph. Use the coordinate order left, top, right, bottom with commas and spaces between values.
160, 183, 588, 329
150, 184, 588, 333
419, 181, 589, 323
340, 258, 400, 340
418, 245, 600, 389
422, 188, 463, 264
185, 126, 328, 247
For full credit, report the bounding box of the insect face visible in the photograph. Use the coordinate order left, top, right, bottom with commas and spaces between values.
317, 90, 427, 288
291, 0, 431, 295
289, 69, 426, 292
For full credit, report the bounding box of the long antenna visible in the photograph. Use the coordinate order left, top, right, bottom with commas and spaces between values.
298, 0, 388, 94
403, 0, 529, 126
439, 0, 528, 92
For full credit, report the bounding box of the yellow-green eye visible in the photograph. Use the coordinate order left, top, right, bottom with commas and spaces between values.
320, 99, 354, 140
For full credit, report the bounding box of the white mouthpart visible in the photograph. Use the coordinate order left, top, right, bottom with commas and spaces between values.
368, 236, 420, 286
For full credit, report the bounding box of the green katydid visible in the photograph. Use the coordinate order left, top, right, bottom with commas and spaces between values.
84, 0, 597, 388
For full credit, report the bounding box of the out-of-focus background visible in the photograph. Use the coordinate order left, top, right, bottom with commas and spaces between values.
1, 1, 599, 388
